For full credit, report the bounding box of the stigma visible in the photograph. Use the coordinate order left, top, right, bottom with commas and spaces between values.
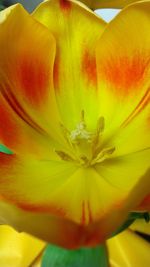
70, 110, 93, 143
56, 111, 115, 167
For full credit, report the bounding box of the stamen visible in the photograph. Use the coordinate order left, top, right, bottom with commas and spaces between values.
59, 123, 75, 150
91, 147, 115, 165
80, 155, 89, 165
81, 109, 85, 122
97, 116, 105, 134
92, 116, 105, 155
60, 123, 70, 142
55, 150, 75, 162
57, 113, 115, 167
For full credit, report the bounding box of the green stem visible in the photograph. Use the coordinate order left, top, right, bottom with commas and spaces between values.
42, 244, 109, 267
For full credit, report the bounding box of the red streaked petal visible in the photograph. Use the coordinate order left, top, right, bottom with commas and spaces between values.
0, 4, 55, 109
33, 0, 106, 130
96, 1, 150, 157
0, 4, 64, 155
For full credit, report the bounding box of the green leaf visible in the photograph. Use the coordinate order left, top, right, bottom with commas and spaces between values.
129, 212, 150, 222
0, 1, 4, 10
111, 212, 150, 237
0, 144, 13, 154
0, 0, 7, 10
42, 244, 109, 267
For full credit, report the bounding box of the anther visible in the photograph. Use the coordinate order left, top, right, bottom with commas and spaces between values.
97, 116, 105, 134
55, 150, 75, 162
91, 147, 115, 165
92, 116, 105, 154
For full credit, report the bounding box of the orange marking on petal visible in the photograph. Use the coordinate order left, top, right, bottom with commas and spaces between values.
81, 201, 93, 225
81, 201, 86, 225
87, 201, 93, 223
101, 55, 149, 93
0, 101, 19, 148
137, 194, 150, 210
59, 0, 71, 12
121, 87, 150, 127
83, 224, 105, 247
0, 152, 15, 167
60, 224, 84, 249
18, 56, 50, 106
0, 153, 17, 185
53, 57, 60, 90
17, 202, 66, 217
84, 233, 102, 247
1, 87, 46, 135
82, 50, 97, 87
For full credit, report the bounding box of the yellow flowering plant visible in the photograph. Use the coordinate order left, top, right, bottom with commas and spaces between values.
0, 0, 149, 264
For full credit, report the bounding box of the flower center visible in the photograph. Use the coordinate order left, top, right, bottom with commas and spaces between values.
56, 111, 115, 167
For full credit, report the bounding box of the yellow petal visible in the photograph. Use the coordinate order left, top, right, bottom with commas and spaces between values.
82, 168, 150, 246
0, 151, 149, 248
33, 0, 106, 131
0, 153, 77, 213
95, 149, 150, 192
81, 0, 145, 9
0, 152, 127, 230
96, 1, 150, 157
130, 219, 150, 235
107, 228, 150, 267
0, 200, 86, 249
95, 149, 150, 219
0, 4, 64, 156
0, 225, 45, 267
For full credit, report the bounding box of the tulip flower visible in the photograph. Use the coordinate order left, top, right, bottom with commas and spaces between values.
80, 0, 145, 9
0, 0, 149, 248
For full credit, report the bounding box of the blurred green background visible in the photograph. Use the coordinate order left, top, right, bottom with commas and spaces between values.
1, 0, 42, 11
